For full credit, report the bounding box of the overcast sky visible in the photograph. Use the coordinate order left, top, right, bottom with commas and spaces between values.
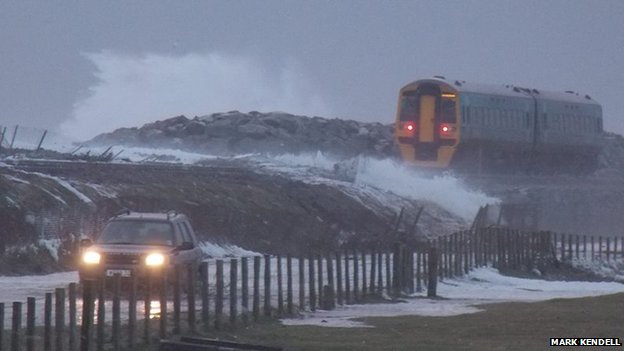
1, 0, 623, 140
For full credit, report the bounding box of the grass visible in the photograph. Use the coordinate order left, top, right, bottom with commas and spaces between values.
181, 292, 624, 351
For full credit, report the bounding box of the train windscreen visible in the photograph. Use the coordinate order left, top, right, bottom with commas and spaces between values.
400, 93, 419, 121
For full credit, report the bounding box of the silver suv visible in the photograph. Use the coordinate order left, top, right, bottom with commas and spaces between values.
79, 211, 204, 283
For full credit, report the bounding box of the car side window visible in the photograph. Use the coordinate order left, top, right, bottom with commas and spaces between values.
173, 224, 184, 245
177, 222, 192, 243
182, 222, 196, 243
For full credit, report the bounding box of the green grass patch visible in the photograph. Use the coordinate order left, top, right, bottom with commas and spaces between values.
188, 292, 624, 351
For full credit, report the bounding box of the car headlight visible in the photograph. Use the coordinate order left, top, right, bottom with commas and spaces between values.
82, 251, 101, 265
145, 253, 165, 266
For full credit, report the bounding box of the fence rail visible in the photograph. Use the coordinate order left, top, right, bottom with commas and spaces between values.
0, 228, 621, 350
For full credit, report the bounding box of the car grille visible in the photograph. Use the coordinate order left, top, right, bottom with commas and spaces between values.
104, 253, 141, 265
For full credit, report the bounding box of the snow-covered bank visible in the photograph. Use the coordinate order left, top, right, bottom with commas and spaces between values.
253, 152, 496, 221
281, 267, 624, 328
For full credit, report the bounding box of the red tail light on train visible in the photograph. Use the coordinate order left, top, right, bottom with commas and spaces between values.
439, 123, 456, 137
403, 121, 416, 133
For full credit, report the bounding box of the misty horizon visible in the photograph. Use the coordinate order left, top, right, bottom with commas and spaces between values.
1, 1, 623, 140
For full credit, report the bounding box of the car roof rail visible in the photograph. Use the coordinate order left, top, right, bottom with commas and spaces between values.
166, 209, 179, 219
114, 208, 132, 217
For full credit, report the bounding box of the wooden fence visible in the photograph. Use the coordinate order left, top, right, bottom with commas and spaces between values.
0, 228, 621, 350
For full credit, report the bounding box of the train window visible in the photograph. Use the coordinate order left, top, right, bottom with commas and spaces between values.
440, 99, 456, 123
527, 113, 531, 128
399, 95, 419, 121
597, 118, 602, 132
463, 106, 469, 124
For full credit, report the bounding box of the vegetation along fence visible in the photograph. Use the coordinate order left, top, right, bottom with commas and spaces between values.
0, 228, 620, 350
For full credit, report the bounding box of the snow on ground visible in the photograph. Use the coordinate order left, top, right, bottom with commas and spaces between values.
199, 241, 260, 258
18, 170, 94, 204
281, 267, 624, 328
0, 271, 79, 304
573, 258, 624, 282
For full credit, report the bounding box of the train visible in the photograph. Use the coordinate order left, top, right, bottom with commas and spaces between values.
394, 77, 603, 173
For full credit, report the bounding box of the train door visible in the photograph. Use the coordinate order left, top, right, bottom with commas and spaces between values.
419, 95, 436, 143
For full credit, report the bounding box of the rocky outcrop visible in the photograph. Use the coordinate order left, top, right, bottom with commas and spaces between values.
88, 111, 397, 159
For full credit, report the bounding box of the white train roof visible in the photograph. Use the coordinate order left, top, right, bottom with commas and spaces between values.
404, 77, 600, 106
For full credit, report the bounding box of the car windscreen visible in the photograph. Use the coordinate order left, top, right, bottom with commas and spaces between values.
99, 220, 174, 246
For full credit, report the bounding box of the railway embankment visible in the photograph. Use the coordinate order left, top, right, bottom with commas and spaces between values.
0, 157, 464, 275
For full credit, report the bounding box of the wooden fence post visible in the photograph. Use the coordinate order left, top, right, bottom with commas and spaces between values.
335, 253, 343, 305
317, 255, 324, 307
369, 250, 376, 295
188, 263, 197, 333
464, 231, 470, 274
309, 255, 316, 311
427, 247, 438, 298
599, 236, 603, 260
173, 265, 181, 334
230, 259, 238, 327
11, 302, 21, 351
54, 288, 65, 351
385, 252, 391, 294
377, 251, 383, 294
215, 260, 224, 329
392, 243, 400, 296
287, 255, 294, 315
160, 273, 168, 340
326, 254, 335, 305
200, 262, 210, 329
69, 283, 77, 351
45, 292, 52, 351
80, 280, 94, 351
0, 303, 4, 351
26, 297, 35, 351
253, 256, 260, 321
128, 274, 137, 348
343, 252, 350, 304
560, 233, 565, 261
361, 252, 367, 298
298, 257, 305, 311
241, 258, 249, 323
143, 273, 151, 344
576, 235, 580, 259
264, 255, 271, 317
277, 256, 283, 316
416, 250, 422, 292
451, 234, 457, 276
408, 249, 415, 293
111, 275, 120, 351
353, 251, 360, 302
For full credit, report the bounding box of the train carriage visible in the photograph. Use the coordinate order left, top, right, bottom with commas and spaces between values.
395, 77, 603, 173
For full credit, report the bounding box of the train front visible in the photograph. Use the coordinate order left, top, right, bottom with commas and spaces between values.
395, 79, 460, 168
